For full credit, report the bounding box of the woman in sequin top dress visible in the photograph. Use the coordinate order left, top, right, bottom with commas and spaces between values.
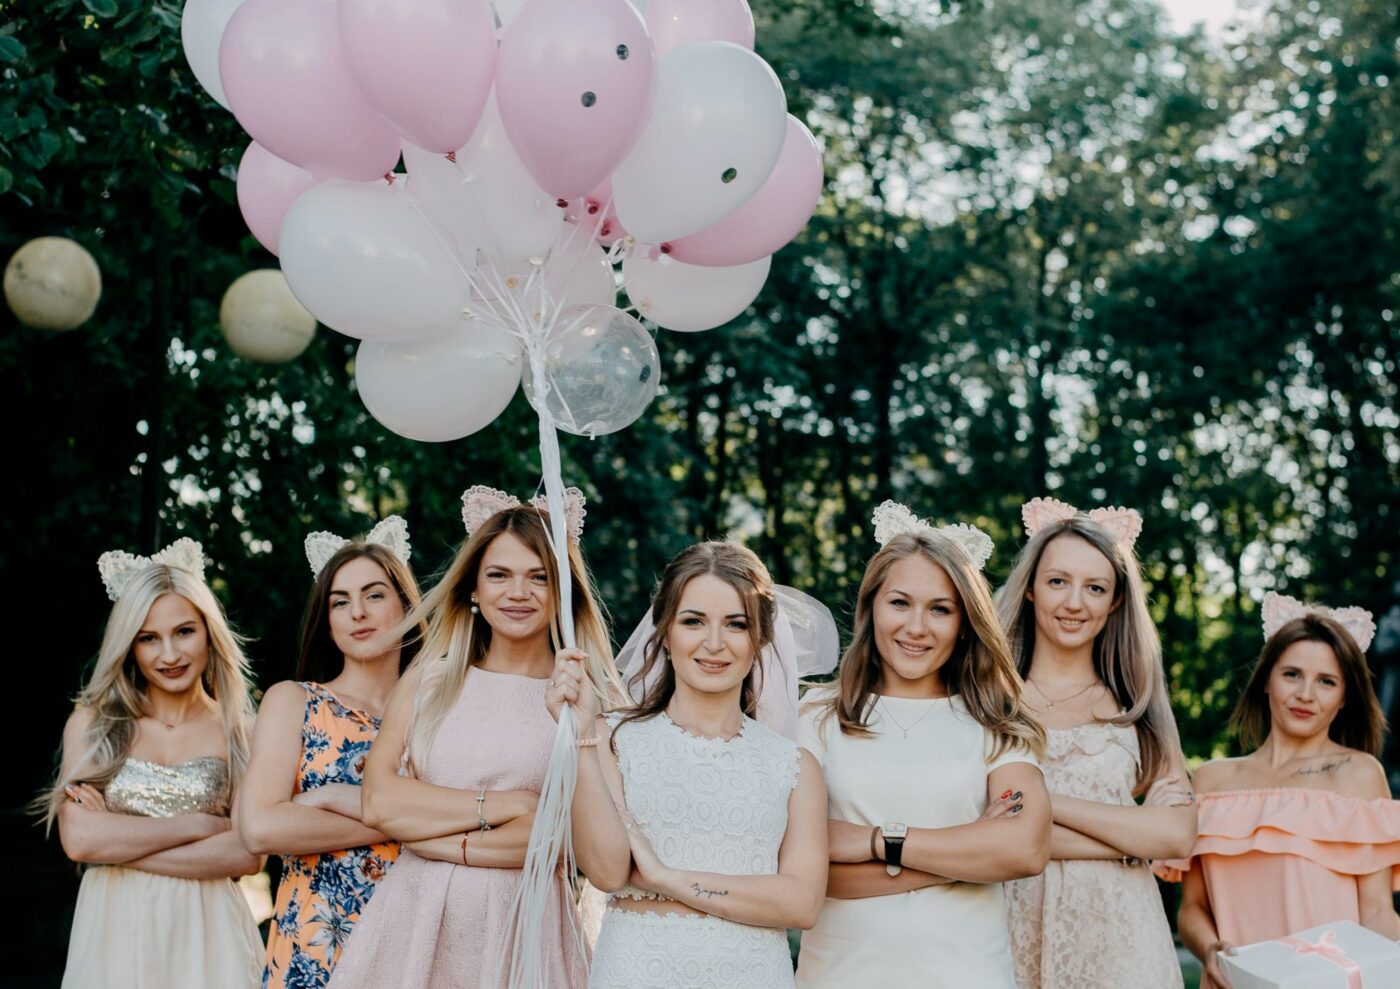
38, 543, 264, 988
240, 532, 424, 989
549, 541, 829, 989
327, 492, 625, 989
997, 503, 1196, 989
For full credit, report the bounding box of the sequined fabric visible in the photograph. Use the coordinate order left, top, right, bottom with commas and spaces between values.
104, 755, 230, 817
62, 753, 261, 988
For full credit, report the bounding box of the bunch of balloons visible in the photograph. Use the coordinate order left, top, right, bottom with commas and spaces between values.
184, 0, 823, 443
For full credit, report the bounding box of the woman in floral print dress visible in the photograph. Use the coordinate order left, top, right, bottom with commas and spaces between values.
238, 527, 423, 987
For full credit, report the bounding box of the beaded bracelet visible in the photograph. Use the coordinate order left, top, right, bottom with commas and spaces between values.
476, 789, 492, 832
577, 735, 600, 748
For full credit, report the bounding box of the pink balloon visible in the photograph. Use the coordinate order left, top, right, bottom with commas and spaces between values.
339, 0, 497, 154
647, 0, 753, 53
665, 115, 821, 267
220, 0, 402, 181
235, 142, 316, 256
565, 178, 629, 247
496, 0, 656, 199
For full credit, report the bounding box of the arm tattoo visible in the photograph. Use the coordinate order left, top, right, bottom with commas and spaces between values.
689, 881, 729, 900
1291, 755, 1351, 777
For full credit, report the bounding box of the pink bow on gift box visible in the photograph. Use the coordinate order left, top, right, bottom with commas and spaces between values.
1279, 931, 1363, 989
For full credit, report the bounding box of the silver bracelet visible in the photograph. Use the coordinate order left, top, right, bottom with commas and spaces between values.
476, 789, 492, 832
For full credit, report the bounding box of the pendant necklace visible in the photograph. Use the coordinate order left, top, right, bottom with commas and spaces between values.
1028, 678, 1101, 709
878, 697, 938, 740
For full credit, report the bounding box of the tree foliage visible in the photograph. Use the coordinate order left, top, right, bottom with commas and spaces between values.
4, 0, 1397, 821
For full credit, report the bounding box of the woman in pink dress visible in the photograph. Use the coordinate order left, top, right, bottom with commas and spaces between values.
327, 487, 624, 989
1165, 592, 1400, 989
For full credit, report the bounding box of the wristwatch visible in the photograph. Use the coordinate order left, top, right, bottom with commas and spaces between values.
881, 822, 908, 876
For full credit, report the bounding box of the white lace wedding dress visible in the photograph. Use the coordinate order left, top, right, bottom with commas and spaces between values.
589, 711, 800, 989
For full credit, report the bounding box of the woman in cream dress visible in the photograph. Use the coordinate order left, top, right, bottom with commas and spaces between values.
39, 540, 263, 988
997, 499, 1195, 989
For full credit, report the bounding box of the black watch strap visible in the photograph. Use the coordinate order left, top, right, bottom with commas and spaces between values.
884, 833, 904, 869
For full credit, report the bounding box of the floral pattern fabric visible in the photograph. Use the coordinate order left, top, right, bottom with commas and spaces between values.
262, 683, 399, 989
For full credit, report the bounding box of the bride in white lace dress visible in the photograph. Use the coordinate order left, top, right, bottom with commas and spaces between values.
546, 541, 829, 989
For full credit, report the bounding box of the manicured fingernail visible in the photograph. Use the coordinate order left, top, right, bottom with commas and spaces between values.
1009, 804, 1023, 814
1000, 790, 1012, 800
1011, 791, 1022, 801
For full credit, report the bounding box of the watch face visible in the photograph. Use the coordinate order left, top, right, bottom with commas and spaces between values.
882, 822, 908, 838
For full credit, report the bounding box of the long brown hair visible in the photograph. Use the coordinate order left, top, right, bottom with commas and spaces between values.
825, 532, 1045, 760
996, 517, 1175, 790
612, 541, 777, 749
296, 542, 424, 684
395, 505, 623, 772
1231, 615, 1387, 756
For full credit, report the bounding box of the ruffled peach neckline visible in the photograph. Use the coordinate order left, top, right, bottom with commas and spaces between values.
1155, 787, 1400, 889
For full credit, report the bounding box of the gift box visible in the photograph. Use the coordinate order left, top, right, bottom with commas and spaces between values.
1219, 920, 1400, 989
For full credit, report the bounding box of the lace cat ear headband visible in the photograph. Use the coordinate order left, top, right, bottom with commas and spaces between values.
1021, 496, 1143, 549
304, 516, 412, 577
460, 484, 587, 543
1261, 591, 1376, 652
871, 500, 994, 569
97, 537, 207, 602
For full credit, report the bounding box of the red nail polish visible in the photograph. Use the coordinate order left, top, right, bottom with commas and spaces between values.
1000, 790, 1012, 800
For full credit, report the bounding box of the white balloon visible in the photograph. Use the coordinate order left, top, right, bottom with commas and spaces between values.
279, 177, 472, 340
356, 319, 523, 441
474, 222, 615, 322
622, 252, 769, 332
181, 0, 246, 110
219, 269, 316, 363
402, 95, 564, 268
612, 41, 786, 244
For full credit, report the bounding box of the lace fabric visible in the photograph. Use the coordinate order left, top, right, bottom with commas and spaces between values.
1004, 723, 1182, 989
590, 910, 794, 989
608, 712, 800, 903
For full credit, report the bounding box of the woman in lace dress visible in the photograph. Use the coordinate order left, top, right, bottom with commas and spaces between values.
795, 503, 1049, 989
241, 522, 423, 988
1167, 594, 1398, 989
997, 499, 1195, 989
549, 541, 829, 989
39, 541, 263, 988
327, 488, 624, 989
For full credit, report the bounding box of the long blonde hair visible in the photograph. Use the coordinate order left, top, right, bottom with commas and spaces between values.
37, 564, 256, 829
400, 505, 623, 772
824, 532, 1045, 760
996, 516, 1175, 790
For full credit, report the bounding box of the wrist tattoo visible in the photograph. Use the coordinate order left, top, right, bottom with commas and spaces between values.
689, 881, 728, 900
1291, 755, 1351, 777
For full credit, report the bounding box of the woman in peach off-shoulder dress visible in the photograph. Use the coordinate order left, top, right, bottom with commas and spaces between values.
1165, 592, 1400, 989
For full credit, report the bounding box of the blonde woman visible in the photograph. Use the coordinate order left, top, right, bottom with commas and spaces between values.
1167, 594, 1398, 989
549, 541, 830, 989
39, 539, 263, 988
796, 502, 1050, 989
998, 498, 1195, 989
327, 487, 623, 989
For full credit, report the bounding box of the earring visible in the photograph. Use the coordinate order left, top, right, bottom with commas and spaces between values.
470, 596, 479, 615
